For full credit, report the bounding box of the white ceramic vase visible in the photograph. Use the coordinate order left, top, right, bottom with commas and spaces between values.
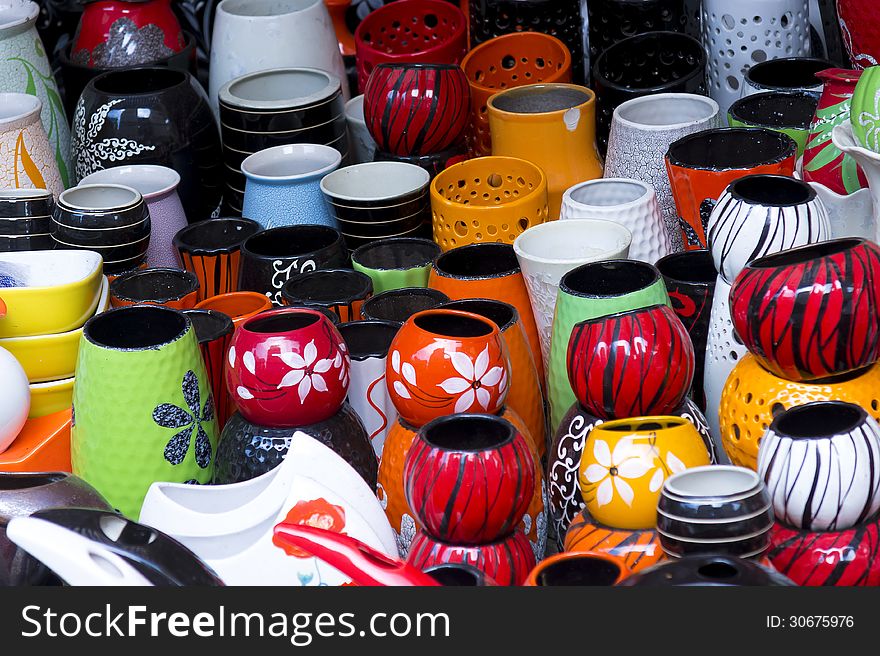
0, 92, 62, 196
604, 93, 721, 253
832, 123, 880, 242
703, 275, 745, 444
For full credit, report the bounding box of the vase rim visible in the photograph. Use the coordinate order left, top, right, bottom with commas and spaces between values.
408, 308, 499, 341
432, 242, 520, 280
656, 249, 716, 287
83, 304, 191, 351
438, 297, 518, 334
239, 306, 327, 336
663, 465, 761, 500
241, 143, 341, 182
564, 178, 652, 209
461, 31, 571, 93
530, 552, 623, 586
486, 83, 595, 118
218, 0, 321, 19
593, 415, 691, 433
0, 92, 40, 124
560, 259, 661, 298
194, 290, 271, 317
337, 319, 399, 360
0, 0, 37, 33
769, 400, 868, 441
744, 56, 834, 90
667, 127, 796, 171
79, 165, 181, 199
173, 217, 261, 255
280, 268, 373, 306
321, 161, 429, 202
181, 308, 234, 344
240, 224, 343, 259
219, 67, 340, 112
0, 471, 70, 493
419, 413, 516, 453
727, 173, 816, 207
110, 267, 199, 304
57, 184, 143, 212
351, 237, 439, 271
728, 90, 817, 130
613, 92, 719, 131
514, 219, 632, 266
0, 187, 52, 201
360, 287, 449, 323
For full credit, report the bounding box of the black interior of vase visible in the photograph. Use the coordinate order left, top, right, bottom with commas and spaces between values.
774, 402, 863, 439
283, 270, 370, 302
112, 269, 196, 301
748, 238, 859, 268
729, 92, 817, 129
182, 309, 233, 344
536, 557, 622, 586
562, 260, 658, 297
657, 250, 716, 284
93, 68, 187, 95
426, 565, 482, 586
86, 306, 187, 349
668, 128, 795, 169
338, 321, 399, 357
423, 415, 512, 451
440, 299, 515, 332
729, 175, 814, 206
177, 218, 260, 251
354, 239, 439, 270
434, 243, 518, 279
747, 58, 829, 88
0, 473, 66, 490
362, 289, 448, 323
414, 312, 493, 337
604, 418, 685, 432
598, 32, 703, 90
245, 225, 338, 257
697, 561, 739, 580
246, 311, 319, 333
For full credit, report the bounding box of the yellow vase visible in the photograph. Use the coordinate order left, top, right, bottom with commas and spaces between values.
578, 416, 711, 530
487, 83, 603, 221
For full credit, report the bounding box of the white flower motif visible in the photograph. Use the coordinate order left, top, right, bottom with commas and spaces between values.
438, 346, 504, 413
243, 351, 256, 375
583, 436, 656, 508
236, 385, 253, 400
228, 346, 236, 368
275, 340, 335, 403
648, 451, 687, 493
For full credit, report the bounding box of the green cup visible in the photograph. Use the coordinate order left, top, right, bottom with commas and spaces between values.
71, 305, 218, 518
727, 91, 818, 157
352, 237, 440, 294
548, 260, 671, 432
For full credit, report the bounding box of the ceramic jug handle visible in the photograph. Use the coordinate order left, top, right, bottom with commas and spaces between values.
273, 522, 440, 587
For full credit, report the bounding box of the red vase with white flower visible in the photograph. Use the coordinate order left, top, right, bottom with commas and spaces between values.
225, 308, 350, 427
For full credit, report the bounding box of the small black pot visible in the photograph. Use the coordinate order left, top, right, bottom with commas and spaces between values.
352, 237, 440, 273
360, 287, 450, 324
0, 188, 54, 219
173, 216, 261, 256
280, 268, 374, 323
618, 555, 796, 586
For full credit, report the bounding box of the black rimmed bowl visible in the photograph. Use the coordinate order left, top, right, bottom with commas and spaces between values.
352, 237, 440, 273
173, 216, 261, 256
360, 287, 450, 323
728, 91, 818, 153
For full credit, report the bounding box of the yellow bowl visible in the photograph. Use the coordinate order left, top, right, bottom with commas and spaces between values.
0, 276, 110, 382
29, 376, 74, 418
0, 250, 103, 338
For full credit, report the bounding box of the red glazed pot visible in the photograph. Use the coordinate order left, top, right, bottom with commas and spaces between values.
225, 307, 350, 427
406, 529, 535, 586
730, 238, 880, 382
354, 0, 467, 93
386, 308, 510, 428
566, 304, 695, 420
837, 0, 880, 69
404, 414, 534, 545
363, 63, 470, 157
72, 0, 185, 68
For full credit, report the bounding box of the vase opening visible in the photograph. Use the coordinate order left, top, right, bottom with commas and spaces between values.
535, 556, 622, 586
182, 309, 234, 344
439, 299, 515, 333
85, 305, 188, 349
602, 416, 687, 432
111, 268, 198, 302
226, 69, 333, 104
282, 269, 372, 303
196, 291, 270, 318
242, 144, 341, 180
352, 238, 438, 270
413, 311, 494, 338
772, 401, 865, 440
321, 162, 429, 200
0, 92, 40, 123
0, 472, 67, 491
81, 165, 181, 198
696, 560, 739, 580
728, 174, 815, 207
595, 32, 704, 92
656, 250, 716, 285
425, 564, 482, 586
245, 310, 320, 334
664, 466, 760, 498
0, 0, 38, 30
569, 180, 647, 206
220, 0, 318, 18
338, 320, 399, 358
490, 85, 591, 114
561, 260, 658, 297
617, 94, 718, 128
422, 414, 514, 452
746, 238, 861, 269
729, 92, 817, 130
667, 128, 796, 170
176, 218, 260, 252
745, 57, 831, 90
243, 225, 340, 257
93, 68, 187, 95
59, 184, 141, 210
361, 288, 448, 323
433, 243, 519, 279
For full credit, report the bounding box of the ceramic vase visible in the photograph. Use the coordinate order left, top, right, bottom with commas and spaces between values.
360, 287, 450, 324
560, 179, 670, 263
604, 93, 721, 253
728, 91, 819, 156
741, 57, 832, 97
109, 267, 199, 309
0, 93, 62, 196
194, 290, 272, 328
487, 84, 602, 220
837, 0, 880, 69
564, 510, 664, 575
352, 237, 439, 294
832, 123, 880, 237
182, 308, 234, 432
71, 306, 218, 518
344, 95, 375, 165
0, 0, 70, 188
0, 186, 54, 252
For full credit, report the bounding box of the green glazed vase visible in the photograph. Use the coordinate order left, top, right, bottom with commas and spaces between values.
727, 91, 817, 158
548, 260, 671, 432
351, 237, 440, 294
851, 65, 880, 152
71, 306, 218, 518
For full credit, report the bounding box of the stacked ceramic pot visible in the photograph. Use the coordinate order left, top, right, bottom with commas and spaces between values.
0, 188, 54, 252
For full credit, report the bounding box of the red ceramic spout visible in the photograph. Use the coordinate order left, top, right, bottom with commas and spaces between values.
272, 522, 440, 587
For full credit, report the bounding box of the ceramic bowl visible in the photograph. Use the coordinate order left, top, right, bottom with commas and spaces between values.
28, 376, 74, 419
0, 276, 110, 382
280, 268, 373, 322
0, 250, 103, 338
109, 267, 200, 309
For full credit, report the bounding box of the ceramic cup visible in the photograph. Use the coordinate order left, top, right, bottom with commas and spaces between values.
360, 287, 450, 324
345, 95, 376, 164
280, 268, 374, 322
352, 237, 440, 294
109, 267, 200, 309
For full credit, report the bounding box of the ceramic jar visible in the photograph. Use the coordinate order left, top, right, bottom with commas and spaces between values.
835, 0, 880, 69
109, 267, 199, 309
460, 31, 572, 157
592, 31, 706, 157
71, 67, 223, 221
560, 179, 670, 263
0, 186, 54, 252
344, 95, 375, 165
666, 127, 798, 249
524, 552, 626, 586
352, 237, 440, 294
487, 84, 602, 220
430, 156, 549, 251
208, 0, 347, 115
360, 287, 450, 324
728, 91, 819, 156
604, 93, 721, 253
280, 269, 373, 322
225, 307, 350, 427
0, 0, 70, 188
742, 57, 832, 97
354, 0, 467, 94
0, 93, 62, 196
71, 306, 218, 517
563, 510, 664, 575
182, 308, 234, 432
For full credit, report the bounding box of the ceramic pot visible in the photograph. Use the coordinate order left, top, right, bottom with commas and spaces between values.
337, 320, 399, 458
832, 123, 880, 236
604, 93, 721, 253
0, 472, 112, 585
181, 308, 234, 432
768, 516, 880, 585
728, 91, 819, 156
139, 431, 396, 586
360, 287, 449, 324
238, 224, 350, 306
344, 95, 376, 164
567, 304, 695, 420
320, 161, 431, 250
352, 237, 439, 294
547, 259, 670, 432
807, 178, 875, 240
109, 267, 199, 309
71, 67, 223, 222
213, 402, 378, 489
225, 307, 350, 428
71, 305, 218, 517
523, 551, 626, 586
731, 238, 880, 381
430, 156, 549, 251
563, 509, 665, 575
742, 56, 832, 97
424, 562, 497, 586
487, 84, 601, 220
618, 554, 796, 586
702, 0, 811, 117
354, 0, 467, 93
51, 183, 151, 274
0, 344, 29, 451
280, 268, 373, 323
759, 401, 880, 531
656, 250, 717, 411
363, 63, 469, 157
593, 31, 706, 157
837, 0, 880, 68
173, 217, 261, 301
560, 179, 670, 263
0, 0, 71, 188
720, 354, 880, 470
0, 93, 62, 196
194, 290, 272, 328
429, 242, 542, 385
666, 127, 798, 249
460, 31, 572, 157
208, 0, 347, 115
708, 174, 831, 285
0, 187, 54, 252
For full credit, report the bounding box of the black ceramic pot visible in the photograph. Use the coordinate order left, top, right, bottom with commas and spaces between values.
618, 555, 796, 586
71, 66, 222, 222
109, 267, 200, 307
0, 472, 112, 586
593, 31, 706, 155
280, 268, 374, 323
214, 404, 379, 490
0, 189, 55, 250
360, 287, 450, 324
238, 225, 350, 306
656, 249, 716, 412
180, 308, 234, 344
424, 563, 497, 586
743, 57, 835, 96
28, 507, 224, 585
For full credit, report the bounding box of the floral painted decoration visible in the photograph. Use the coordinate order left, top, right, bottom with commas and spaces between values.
273, 498, 347, 559
153, 370, 214, 469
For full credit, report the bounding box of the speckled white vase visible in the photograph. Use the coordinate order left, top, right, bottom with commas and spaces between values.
560, 178, 670, 263
703, 275, 744, 444
604, 93, 721, 253
0, 93, 62, 196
